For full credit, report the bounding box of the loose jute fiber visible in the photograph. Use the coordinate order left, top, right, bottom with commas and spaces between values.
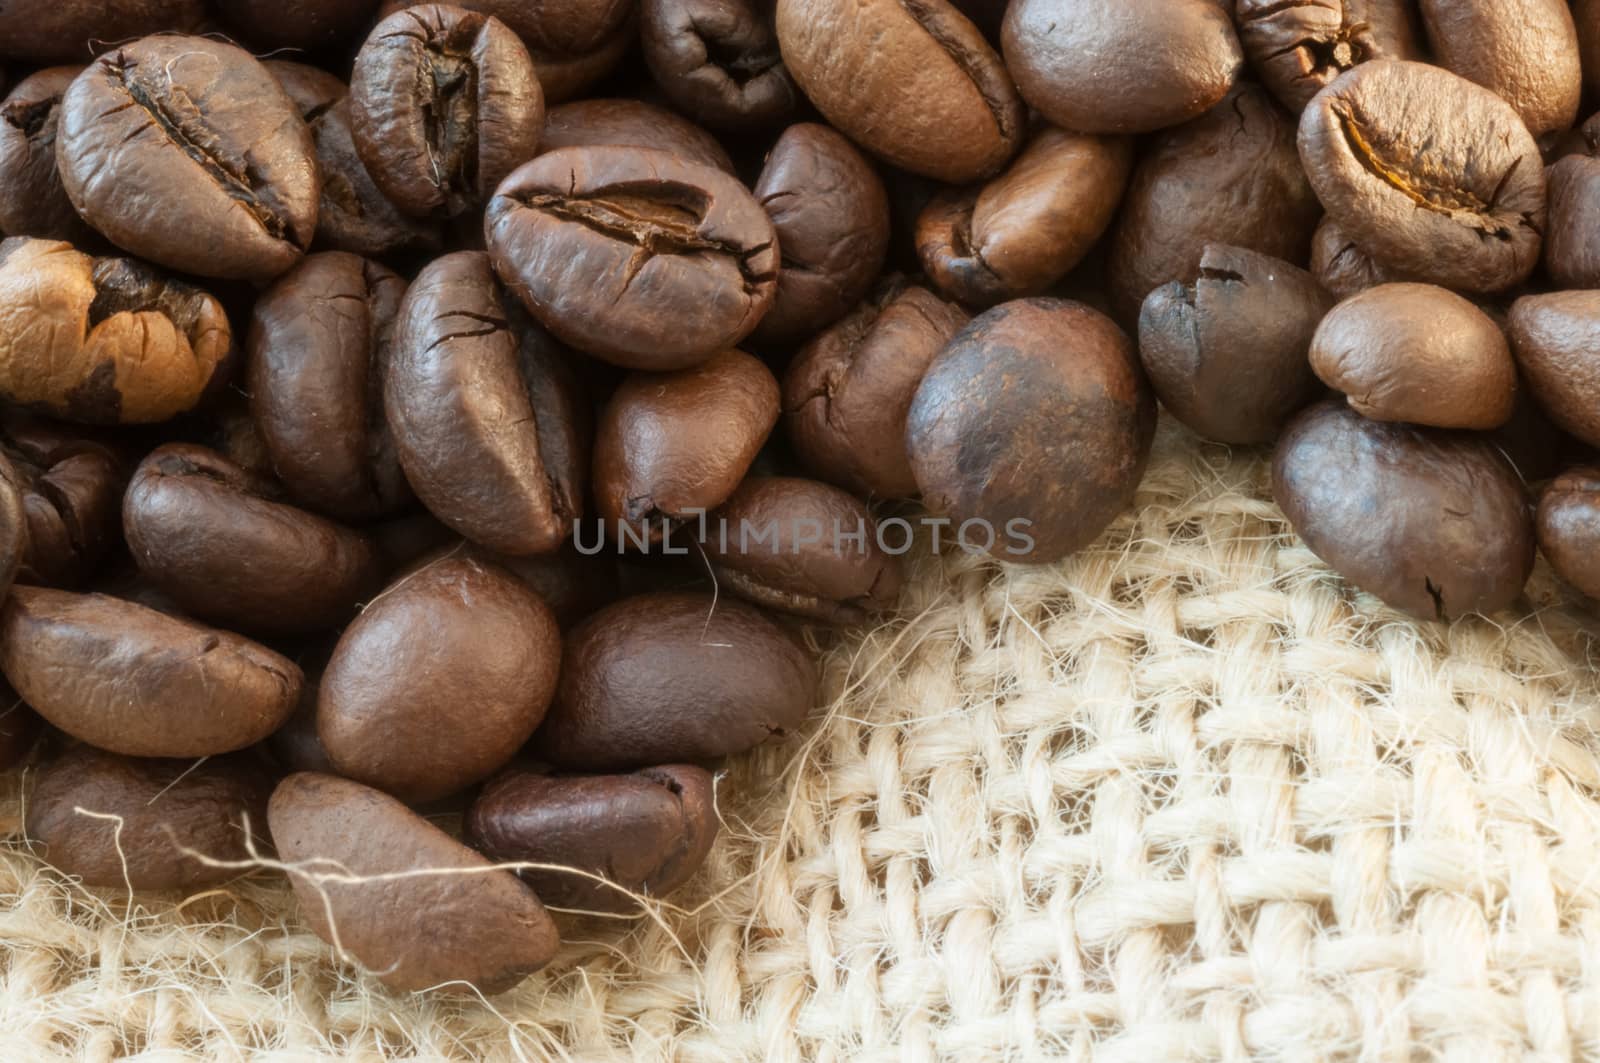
2, 420, 1599, 1062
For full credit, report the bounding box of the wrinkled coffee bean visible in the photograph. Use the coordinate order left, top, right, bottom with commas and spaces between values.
467, 764, 718, 912
1309, 216, 1411, 299
643, 0, 797, 131
486, 146, 779, 370
0, 67, 93, 243
0, 414, 123, 587
1418, 0, 1581, 143
1234, 0, 1425, 114
1273, 401, 1534, 621
0, 1, 207, 63
0, 586, 302, 757
1544, 116, 1600, 290
1506, 291, 1600, 448
27, 746, 271, 890
1309, 283, 1517, 430
1138, 245, 1332, 445
908, 298, 1155, 564
219, 0, 381, 52
1538, 467, 1600, 600
269, 772, 560, 993
541, 98, 736, 173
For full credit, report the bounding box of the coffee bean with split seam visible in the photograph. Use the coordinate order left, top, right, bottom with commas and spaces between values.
1234, 0, 1425, 114
642, 0, 798, 131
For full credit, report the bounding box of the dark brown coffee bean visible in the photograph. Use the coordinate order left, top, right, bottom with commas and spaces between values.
643, 0, 797, 131
918, 126, 1131, 308
467, 764, 717, 912
351, 5, 544, 220
0, 586, 302, 756
0, 1, 207, 63
541, 98, 736, 173
1234, 0, 1425, 114
269, 772, 560, 994
594, 349, 779, 543
219, 0, 381, 51
749, 123, 890, 347
0, 239, 232, 425
784, 282, 968, 499
56, 36, 317, 282
1309, 216, 1412, 299
1273, 401, 1534, 621
777, 0, 1023, 183
1298, 61, 1546, 295
388, 252, 589, 556
486, 146, 779, 370
1419, 0, 1581, 143
0, 67, 93, 243
1544, 116, 1600, 290
0, 414, 123, 587
1002, 0, 1243, 134
536, 591, 816, 769
248, 252, 412, 522
1538, 467, 1600, 599
1507, 291, 1600, 448
1107, 81, 1320, 324
27, 746, 271, 890
1309, 284, 1516, 430
1138, 245, 1332, 445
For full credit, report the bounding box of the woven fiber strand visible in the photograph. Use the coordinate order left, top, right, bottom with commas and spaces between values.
2, 421, 1599, 1061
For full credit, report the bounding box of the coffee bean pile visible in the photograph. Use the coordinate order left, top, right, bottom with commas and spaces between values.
0, 0, 1595, 994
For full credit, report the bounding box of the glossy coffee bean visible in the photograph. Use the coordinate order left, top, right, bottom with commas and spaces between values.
0, 414, 123, 587
1506, 292, 1600, 448
249, 252, 412, 522
540, 99, 735, 173
1309, 216, 1410, 300
1418, 0, 1580, 143
0, 67, 93, 243
1233, 0, 1425, 114
218, 0, 380, 51
784, 283, 968, 499
0, 586, 302, 757
56, 36, 317, 282
776, 0, 1023, 183
1298, 61, 1546, 295
388, 252, 588, 556
535, 591, 817, 769
1538, 467, 1600, 600
1309, 284, 1516, 430
27, 746, 271, 890
917, 126, 1130, 308
1003, 0, 1243, 135
0, 1, 207, 63
351, 5, 544, 219
1544, 116, 1600, 291
642, 0, 797, 131
486, 147, 779, 370
1138, 245, 1332, 445
269, 772, 560, 994
467, 764, 718, 912
1273, 401, 1534, 621
0, 239, 231, 425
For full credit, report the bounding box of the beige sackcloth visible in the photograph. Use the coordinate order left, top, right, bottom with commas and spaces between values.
1, 420, 1597, 1061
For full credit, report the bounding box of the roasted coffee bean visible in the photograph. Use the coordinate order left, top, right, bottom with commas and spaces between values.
1234, 0, 1425, 114
1506, 292, 1600, 448
269, 772, 560, 994
27, 746, 271, 890
1538, 467, 1600, 600
917, 126, 1130, 308
56, 36, 318, 282
0, 587, 302, 757
467, 764, 718, 912
1309, 284, 1516, 430
541, 98, 736, 173
594, 349, 779, 543
0, 1, 207, 63
784, 282, 967, 499
1309, 216, 1411, 300
1544, 116, 1600, 290
1418, 0, 1580, 143
1273, 401, 1534, 621
536, 591, 816, 769
486, 147, 780, 369
1138, 245, 1332, 445
123, 445, 384, 635
0, 67, 93, 243
1107, 82, 1319, 324
0, 238, 231, 425
643, 0, 797, 131
248, 253, 412, 522
219, 0, 381, 52
0, 414, 123, 587
387, 252, 589, 556
1297, 61, 1546, 295
1002, 0, 1243, 134
351, 5, 544, 220
776, 0, 1023, 183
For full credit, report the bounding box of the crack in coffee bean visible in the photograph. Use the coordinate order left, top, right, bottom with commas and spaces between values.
898, 0, 1018, 140
3, 97, 54, 138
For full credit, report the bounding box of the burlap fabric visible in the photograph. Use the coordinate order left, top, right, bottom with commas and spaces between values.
2, 420, 1597, 1061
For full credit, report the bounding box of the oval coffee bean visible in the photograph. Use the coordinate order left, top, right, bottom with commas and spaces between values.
318, 556, 562, 803
1234, 0, 1425, 114
776, 0, 1023, 183
468, 764, 718, 913
123, 444, 383, 635
540, 98, 735, 173
1, 414, 123, 587
27, 746, 271, 890
0, 587, 302, 757
269, 772, 560, 994
1138, 245, 1332, 445
1538, 467, 1600, 600
351, 5, 544, 219
908, 299, 1155, 564
0, 67, 93, 243
486, 146, 779, 370
1297, 61, 1546, 295
1002, 0, 1243, 135
1506, 291, 1600, 448
56, 36, 318, 282
1309, 215, 1411, 299
0, 1, 207, 63
249, 252, 412, 522
388, 252, 588, 556
1418, 0, 1581, 143
642, 0, 797, 131
1309, 284, 1517, 430
1273, 401, 1534, 621
535, 591, 817, 769
1544, 116, 1600, 291
219, 0, 380, 52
